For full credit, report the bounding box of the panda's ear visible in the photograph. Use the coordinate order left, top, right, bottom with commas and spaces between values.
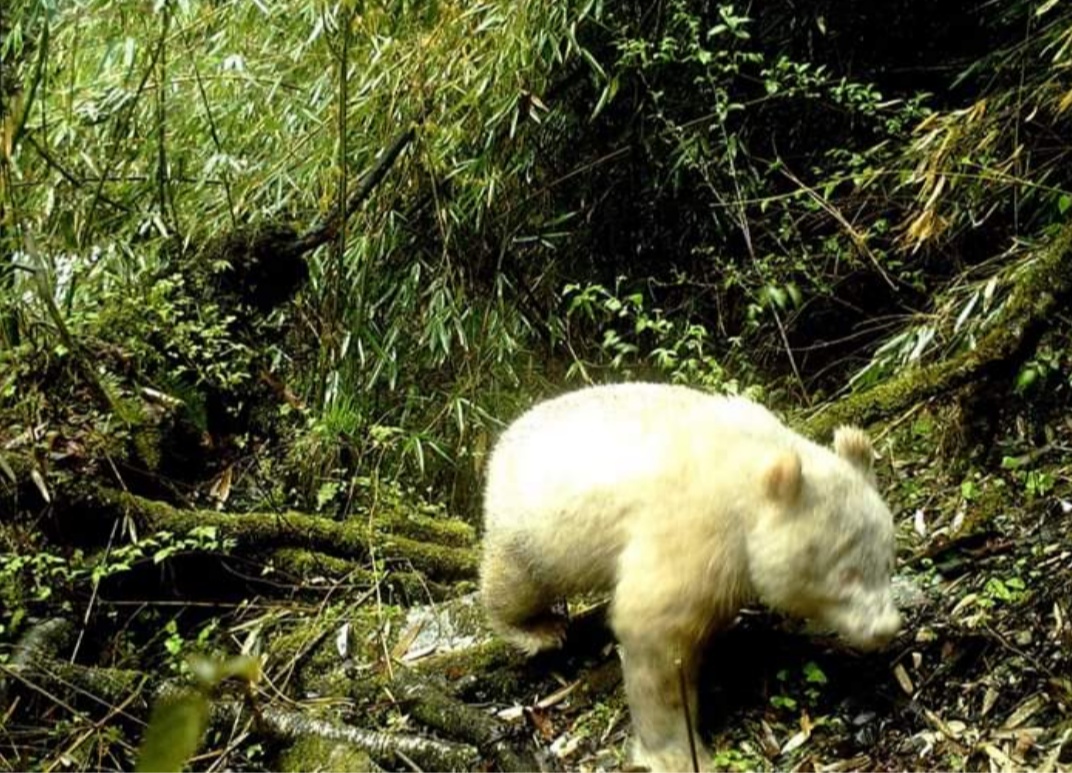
834, 426, 876, 478
764, 450, 802, 505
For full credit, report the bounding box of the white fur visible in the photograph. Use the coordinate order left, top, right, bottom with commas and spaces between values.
480, 383, 900, 770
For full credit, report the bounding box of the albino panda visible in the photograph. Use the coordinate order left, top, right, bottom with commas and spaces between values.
480, 383, 901, 771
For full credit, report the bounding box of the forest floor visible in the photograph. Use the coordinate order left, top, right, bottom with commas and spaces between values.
3, 341, 1071, 772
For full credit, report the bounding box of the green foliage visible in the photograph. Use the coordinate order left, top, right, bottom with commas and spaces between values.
710, 745, 766, 772
5, 0, 609, 495
562, 280, 759, 394
105, 527, 236, 579
4, 0, 953, 500
802, 661, 828, 685
162, 618, 223, 672
897, 0, 1072, 254
848, 271, 1006, 392
0, 551, 72, 637
771, 661, 829, 712
1000, 454, 1057, 499
0, 527, 234, 642
596, 0, 931, 332
7, 0, 1072, 503
96, 274, 254, 397
1015, 342, 1072, 394
847, 4, 1072, 391
1022, 469, 1055, 499
981, 576, 1029, 607
285, 412, 457, 511
6, 2, 1072, 770
770, 667, 799, 711
770, 693, 798, 711
135, 653, 260, 773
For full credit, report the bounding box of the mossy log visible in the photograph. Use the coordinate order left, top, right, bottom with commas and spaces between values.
268, 547, 460, 601
55, 485, 477, 583
4, 653, 149, 713
801, 225, 1072, 440
277, 735, 381, 772
6, 617, 75, 668
392, 668, 537, 772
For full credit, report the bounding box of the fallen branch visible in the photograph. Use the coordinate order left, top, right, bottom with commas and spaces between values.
393, 668, 537, 772
2, 654, 149, 716
295, 126, 417, 253
268, 548, 459, 602
217, 699, 481, 772
59, 485, 477, 583
802, 225, 1072, 439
